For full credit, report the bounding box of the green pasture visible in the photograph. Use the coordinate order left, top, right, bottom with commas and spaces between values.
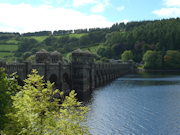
55, 33, 87, 39
0, 38, 22, 44
0, 45, 18, 52
81, 45, 99, 54
62, 45, 99, 57
21, 33, 87, 43
0, 52, 14, 58
69, 33, 87, 38
24, 36, 48, 42
6, 38, 21, 44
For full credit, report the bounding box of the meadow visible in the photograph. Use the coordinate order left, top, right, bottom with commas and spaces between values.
0, 52, 14, 58
0, 45, 18, 52
0, 33, 88, 58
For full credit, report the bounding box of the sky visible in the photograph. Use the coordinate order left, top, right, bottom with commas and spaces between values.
0, 0, 180, 33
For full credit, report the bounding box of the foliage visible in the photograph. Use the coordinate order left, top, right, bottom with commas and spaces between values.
26, 55, 36, 62
0, 68, 19, 130
22, 31, 52, 37
121, 50, 133, 62
143, 50, 162, 69
99, 57, 109, 63
164, 50, 180, 69
97, 46, 112, 58
3, 69, 89, 135
142, 50, 180, 70
1, 18, 180, 70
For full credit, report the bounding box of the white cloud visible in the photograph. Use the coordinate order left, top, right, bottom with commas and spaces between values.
152, 0, 180, 17
91, 3, 105, 13
0, 3, 113, 33
152, 7, 180, 17
122, 19, 129, 24
117, 6, 125, 12
164, 0, 180, 7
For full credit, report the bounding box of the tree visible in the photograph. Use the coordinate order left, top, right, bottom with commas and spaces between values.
121, 50, 133, 62
142, 50, 163, 69
0, 68, 19, 130
164, 50, 180, 69
79, 35, 91, 46
99, 57, 109, 63
3, 69, 89, 135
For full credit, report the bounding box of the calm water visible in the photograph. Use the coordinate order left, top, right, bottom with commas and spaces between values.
86, 72, 180, 135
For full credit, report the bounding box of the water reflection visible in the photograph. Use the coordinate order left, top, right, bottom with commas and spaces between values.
86, 71, 180, 135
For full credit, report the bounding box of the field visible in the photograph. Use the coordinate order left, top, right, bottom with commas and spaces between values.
0, 45, 18, 52
0, 44, 18, 58
81, 45, 99, 54
69, 33, 87, 38
24, 36, 48, 42
0, 52, 14, 58
55, 33, 87, 38
0, 33, 89, 58
23, 33, 87, 42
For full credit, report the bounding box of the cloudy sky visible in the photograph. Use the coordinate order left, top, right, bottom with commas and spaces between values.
0, 0, 180, 33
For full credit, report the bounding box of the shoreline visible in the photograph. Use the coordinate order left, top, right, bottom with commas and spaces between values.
135, 68, 180, 72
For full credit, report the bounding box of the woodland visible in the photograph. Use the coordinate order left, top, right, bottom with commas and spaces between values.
0, 18, 180, 69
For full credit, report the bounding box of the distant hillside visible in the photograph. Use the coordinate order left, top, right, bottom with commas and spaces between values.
0, 18, 180, 69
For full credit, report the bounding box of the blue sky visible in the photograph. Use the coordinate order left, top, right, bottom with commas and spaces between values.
0, 0, 179, 33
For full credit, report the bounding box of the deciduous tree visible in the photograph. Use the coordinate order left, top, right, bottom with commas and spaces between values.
3, 69, 89, 135
121, 50, 133, 62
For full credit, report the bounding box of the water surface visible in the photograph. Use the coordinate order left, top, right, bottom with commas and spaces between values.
86, 72, 180, 135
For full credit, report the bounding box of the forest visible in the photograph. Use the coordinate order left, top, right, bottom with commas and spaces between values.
0, 18, 180, 70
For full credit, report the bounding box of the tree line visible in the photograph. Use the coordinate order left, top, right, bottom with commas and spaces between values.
0, 27, 108, 38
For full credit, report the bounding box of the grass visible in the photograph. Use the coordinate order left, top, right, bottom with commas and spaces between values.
62, 45, 99, 57
0, 38, 22, 44
69, 33, 87, 38
0, 52, 14, 58
55, 33, 87, 38
0, 45, 18, 52
24, 36, 49, 42
81, 45, 99, 54
23, 33, 87, 43
6, 38, 21, 44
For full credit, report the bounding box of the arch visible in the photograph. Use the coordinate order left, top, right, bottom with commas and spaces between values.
17, 77, 24, 86
49, 74, 59, 88
62, 73, 71, 92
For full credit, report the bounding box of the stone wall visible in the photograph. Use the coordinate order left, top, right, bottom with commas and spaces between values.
0, 49, 134, 99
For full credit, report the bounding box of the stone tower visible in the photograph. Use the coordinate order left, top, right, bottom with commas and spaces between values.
36, 49, 51, 63
71, 48, 94, 99
51, 51, 62, 63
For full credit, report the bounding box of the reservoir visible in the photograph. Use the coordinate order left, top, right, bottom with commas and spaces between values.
86, 71, 180, 135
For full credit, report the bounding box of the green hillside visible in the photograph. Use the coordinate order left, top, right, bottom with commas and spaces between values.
0, 18, 180, 69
